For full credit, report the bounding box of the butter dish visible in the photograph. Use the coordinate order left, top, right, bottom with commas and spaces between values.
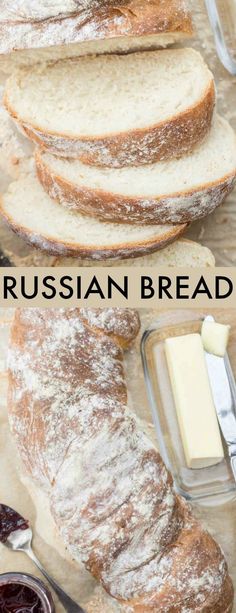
205, 0, 236, 75
141, 316, 236, 505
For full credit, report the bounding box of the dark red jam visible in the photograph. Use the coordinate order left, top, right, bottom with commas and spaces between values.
0, 583, 44, 612
0, 505, 29, 543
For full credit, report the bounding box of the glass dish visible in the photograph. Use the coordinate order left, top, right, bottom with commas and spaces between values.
205, 0, 236, 75
216, 0, 236, 57
141, 315, 236, 506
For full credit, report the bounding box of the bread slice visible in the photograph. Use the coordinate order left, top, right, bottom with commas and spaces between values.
0, 99, 33, 180
0, 1, 193, 72
5, 49, 215, 167
0, 174, 187, 260
36, 116, 236, 225
64, 240, 215, 267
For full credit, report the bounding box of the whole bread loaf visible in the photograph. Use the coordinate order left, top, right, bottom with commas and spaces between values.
8, 308, 234, 612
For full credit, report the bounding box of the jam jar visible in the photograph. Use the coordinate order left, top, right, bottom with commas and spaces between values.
0, 572, 55, 613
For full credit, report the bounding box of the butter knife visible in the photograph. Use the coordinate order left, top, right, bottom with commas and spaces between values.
204, 316, 236, 481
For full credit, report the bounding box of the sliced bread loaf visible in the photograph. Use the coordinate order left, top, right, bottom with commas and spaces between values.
0, 174, 187, 259
0, 1, 193, 71
36, 116, 236, 225
5, 49, 215, 167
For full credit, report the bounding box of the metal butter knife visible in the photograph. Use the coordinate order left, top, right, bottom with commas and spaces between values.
204, 316, 236, 481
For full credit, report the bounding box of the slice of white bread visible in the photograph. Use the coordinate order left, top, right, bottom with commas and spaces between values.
0, 2, 193, 73
36, 116, 236, 225
5, 49, 215, 167
0, 174, 187, 260
62, 240, 215, 267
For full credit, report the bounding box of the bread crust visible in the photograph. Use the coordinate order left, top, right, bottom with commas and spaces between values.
0, 1, 193, 56
0, 195, 187, 259
118, 521, 234, 612
8, 308, 234, 612
36, 148, 236, 224
1, 0, 129, 22
5, 80, 215, 167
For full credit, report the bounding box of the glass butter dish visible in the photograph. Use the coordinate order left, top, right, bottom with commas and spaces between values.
141, 316, 236, 506
205, 0, 236, 75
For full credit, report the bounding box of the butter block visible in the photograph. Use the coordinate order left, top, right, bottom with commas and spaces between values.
165, 333, 224, 469
201, 320, 230, 357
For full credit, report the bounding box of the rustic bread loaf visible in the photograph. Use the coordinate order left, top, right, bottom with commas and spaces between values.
5, 49, 215, 167
0, 1, 193, 72
8, 308, 234, 612
0, 173, 187, 260
36, 116, 236, 225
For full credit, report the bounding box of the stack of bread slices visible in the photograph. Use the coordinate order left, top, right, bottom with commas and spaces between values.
0, 0, 236, 265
